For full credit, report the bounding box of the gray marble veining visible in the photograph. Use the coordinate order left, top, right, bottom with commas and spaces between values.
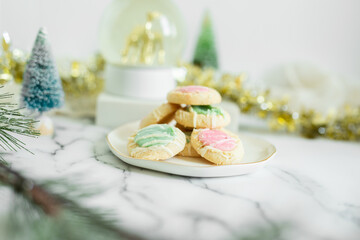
3, 116, 360, 240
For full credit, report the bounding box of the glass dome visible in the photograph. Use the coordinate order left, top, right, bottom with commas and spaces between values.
99, 0, 186, 67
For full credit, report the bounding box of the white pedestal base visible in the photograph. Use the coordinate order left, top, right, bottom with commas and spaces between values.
96, 93, 163, 128
104, 64, 176, 100
96, 92, 240, 132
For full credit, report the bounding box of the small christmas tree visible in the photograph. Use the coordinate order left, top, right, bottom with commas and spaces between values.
193, 11, 219, 69
21, 27, 64, 113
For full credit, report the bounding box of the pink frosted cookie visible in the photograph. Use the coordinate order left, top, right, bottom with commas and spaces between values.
191, 129, 244, 165
167, 85, 221, 105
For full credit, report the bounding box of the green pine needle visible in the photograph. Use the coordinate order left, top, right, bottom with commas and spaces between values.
0, 89, 39, 158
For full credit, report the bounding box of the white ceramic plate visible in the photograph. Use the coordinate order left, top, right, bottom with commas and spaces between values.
106, 121, 276, 177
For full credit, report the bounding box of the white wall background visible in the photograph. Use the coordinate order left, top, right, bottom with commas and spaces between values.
1, 0, 360, 84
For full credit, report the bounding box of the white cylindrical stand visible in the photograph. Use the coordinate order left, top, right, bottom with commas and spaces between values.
104, 64, 177, 100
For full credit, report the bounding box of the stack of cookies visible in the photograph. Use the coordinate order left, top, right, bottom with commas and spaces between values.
127, 86, 244, 165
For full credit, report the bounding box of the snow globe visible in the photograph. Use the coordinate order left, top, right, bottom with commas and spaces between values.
96, 0, 186, 127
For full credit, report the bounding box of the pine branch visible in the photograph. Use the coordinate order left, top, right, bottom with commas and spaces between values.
0, 89, 39, 157
0, 162, 144, 240
0, 162, 60, 215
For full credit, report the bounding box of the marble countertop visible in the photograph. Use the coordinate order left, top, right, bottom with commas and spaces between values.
3, 116, 360, 240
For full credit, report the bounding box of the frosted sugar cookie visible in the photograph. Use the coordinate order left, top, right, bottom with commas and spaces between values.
177, 132, 201, 157
175, 105, 230, 129
191, 129, 244, 165
128, 124, 186, 160
167, 85, 221, 105
175, 123, 193, 132
140, 103, 180, 128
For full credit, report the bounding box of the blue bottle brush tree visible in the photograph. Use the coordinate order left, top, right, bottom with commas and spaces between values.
21, 27, 64, 114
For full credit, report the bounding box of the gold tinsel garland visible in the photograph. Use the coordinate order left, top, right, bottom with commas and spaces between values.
1, 33, 359, 140
60, 53, 105, 98
0, 32, 104, 98
0, 33, 27, 84
178, 63, 360, 141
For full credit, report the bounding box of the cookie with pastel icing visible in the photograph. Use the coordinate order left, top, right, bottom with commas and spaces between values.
175, 105, 230, 129
191, 129, 244, 165
177, 132, 201, 157
167, 85, 221, 105
140, 103, 180, 128
175, 123, 193, 132
128, 124, 186, 160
